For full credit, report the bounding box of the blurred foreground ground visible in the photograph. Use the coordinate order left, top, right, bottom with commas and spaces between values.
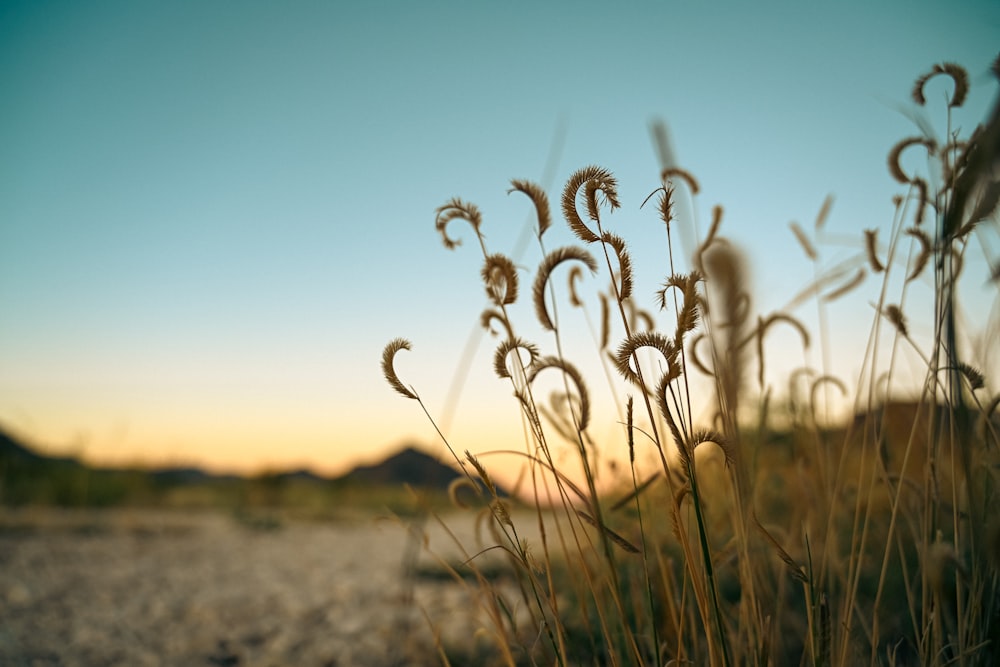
0, 507, 522, 666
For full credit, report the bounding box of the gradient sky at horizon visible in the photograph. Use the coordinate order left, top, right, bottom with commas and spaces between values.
2, 1, 999, 478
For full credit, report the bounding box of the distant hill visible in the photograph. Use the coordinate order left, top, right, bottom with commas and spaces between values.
335, 446, 465, 489
0, 427, 81, 468
147, 467, 241, 485
0, 427, 472, 490
0, 426, 241, 484
335, 446, 509, 500
0, 425, 486, 504
1, 426, 141, 506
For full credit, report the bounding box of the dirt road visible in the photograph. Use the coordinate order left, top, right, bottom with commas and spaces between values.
0, 508, 517, 666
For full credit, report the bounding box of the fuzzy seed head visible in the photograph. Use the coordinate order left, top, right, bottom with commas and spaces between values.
864, 229, 885, 273
493, 337, 539, 380
887, 137, 936, 185
601, 232, 634, 302
434, 198, 483, 250
533, 246, 598, 330
509, 179, 552, 238
480, 308, 514, 339
660, 166, 701, 194
381, 338, 419, 400
527, 356, 591, 431
904, 227, 932, 282
912, 62, 969, 108
957, 363, 985, 391
614, 331, 679, 387
823, 267, 866, 302
481, 253, 519, 306
562, 166, 619, 243
789, 222, 818, 261
884, 304, 909, 337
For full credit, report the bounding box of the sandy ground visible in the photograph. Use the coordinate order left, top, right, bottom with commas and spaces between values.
0, 507, 534, 667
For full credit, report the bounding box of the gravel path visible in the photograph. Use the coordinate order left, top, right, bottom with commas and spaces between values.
0, 508, 527, 666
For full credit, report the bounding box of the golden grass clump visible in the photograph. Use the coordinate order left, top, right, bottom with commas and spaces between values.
381, 58, 1000, 667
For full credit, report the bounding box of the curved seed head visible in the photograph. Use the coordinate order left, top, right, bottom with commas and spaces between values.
527, 356, 592, 432
533, 246, 598, 330
434, 198, 483, 250
509, 179, 552, 238
561, 166, 619, 243
493, 337, 540, 380
912, 62, 969, 108
481, 253, 519, 306
381, 338, 418, 400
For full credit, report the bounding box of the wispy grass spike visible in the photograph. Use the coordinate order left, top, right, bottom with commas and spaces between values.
958, 181, 1000, 237
887, 137, 936, 184
614, 331, 679, 387
757, 313, 811, 350
561, 166, 619, 243
882, 304, 909, 337
493, 337, 540, 380
658, 272, 703, 350
576, 510, 640, 554
381, 338, 419, 400
904, 228, 932, 282
481, 253, 519, 306
599, 293, 611, 350
435, 198, 483, 250
601, 232, 633, 302
480, 308, 514, 339
789, 222, 818, 261
509, 179, 552, 238
912, 62, 969, 108
814, 195, 834, 231
660, 166, 700, 194
687, 429, 734, 468
823, 267, 866, 302
956, 363, 986, 391
533, 246, 598, 330
864, 229, 885, 273
567, 265, 584, 307
527, 356, 591, 431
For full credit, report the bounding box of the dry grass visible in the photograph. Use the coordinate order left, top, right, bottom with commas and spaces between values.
383, 59, 1000, 666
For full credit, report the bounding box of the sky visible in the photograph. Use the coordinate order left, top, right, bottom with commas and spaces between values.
1, 1, 998, 480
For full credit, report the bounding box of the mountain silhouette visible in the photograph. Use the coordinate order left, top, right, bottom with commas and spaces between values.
0, 425, 504, 504
336, 446, 464, 489
0, 427, 80, 467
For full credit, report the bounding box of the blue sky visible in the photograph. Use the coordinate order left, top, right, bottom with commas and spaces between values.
1, 1, 998, 476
